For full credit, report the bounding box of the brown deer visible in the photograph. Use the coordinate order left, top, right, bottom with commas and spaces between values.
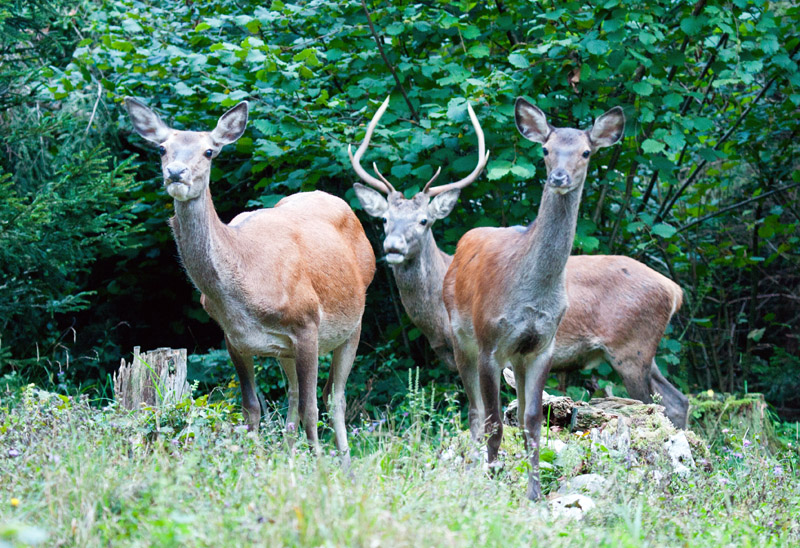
442, 99, 625, 499
125, 98, 375, 466
350, 100, 688, 430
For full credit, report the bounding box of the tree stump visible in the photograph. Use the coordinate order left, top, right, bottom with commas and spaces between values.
113, 346, 191, 410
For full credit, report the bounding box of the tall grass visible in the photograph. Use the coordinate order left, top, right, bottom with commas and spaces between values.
1, 382, 798, 547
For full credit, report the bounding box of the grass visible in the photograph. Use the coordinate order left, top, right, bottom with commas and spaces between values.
1, 382, 799, 547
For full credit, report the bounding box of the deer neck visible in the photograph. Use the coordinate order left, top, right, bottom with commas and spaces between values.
171, 185, 234, 299
517, 182, 584, 288
391, 230, 453, 331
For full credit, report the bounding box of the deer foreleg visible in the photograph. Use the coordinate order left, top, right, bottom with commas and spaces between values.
226, 337, 261, 432
479, 349, 503, 466
522, 343, 554, 501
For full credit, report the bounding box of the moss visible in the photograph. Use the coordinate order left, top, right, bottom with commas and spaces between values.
689, 392, 785, 453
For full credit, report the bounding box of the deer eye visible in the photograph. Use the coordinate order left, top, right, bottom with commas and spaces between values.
542, 147, 549, 156
204, 149, 214, 158
158, 146, 166, 156
420, 219, 428, 226
582, 150, 590, 158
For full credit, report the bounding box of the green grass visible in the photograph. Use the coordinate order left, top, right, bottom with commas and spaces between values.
1, 384, 798, 547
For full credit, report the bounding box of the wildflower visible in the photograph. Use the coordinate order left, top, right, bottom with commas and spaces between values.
7, 449, 19, 458
742, 439, 751, 448
773, 465, 784, 478
10, 498, 19, 507
721, 428, 729, 434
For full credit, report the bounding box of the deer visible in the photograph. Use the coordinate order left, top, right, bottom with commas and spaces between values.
350, 99, 688, 431
441, 99, 626, 500
125, 97, 376, 466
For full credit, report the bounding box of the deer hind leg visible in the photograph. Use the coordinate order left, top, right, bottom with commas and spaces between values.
226, 336, 261, 432
294, 327, 321, 453
455, 343, 484, 447
479, 349, 503, 466
328, 323, 361, 469
650, 359, 689, 428
522, 343, 554, 501
611, 347, 654, 404
510, 360, 527, 434
278, 357, 300, 447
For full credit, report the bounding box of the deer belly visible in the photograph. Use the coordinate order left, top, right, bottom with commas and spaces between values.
228, 323, 294, 357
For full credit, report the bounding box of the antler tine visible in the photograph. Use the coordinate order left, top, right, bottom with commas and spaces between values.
348, 96, 393, 194
425, 102, 491, 197
372, 162, 396, 193
421, 167, 443, 194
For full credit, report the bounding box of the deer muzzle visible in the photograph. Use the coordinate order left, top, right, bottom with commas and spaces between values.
383, 235, 407, 264
547, 168, 574, 194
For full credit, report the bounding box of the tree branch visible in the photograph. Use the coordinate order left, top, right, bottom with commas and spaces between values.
361, 0, 418, 122
676, 181, 800, 234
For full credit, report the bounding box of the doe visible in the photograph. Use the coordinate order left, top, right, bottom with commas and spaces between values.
125, 98, 375, 465
442, 99, 625, 499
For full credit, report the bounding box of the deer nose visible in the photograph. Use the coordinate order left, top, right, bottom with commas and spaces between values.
384, 235, 407, 255
167, 166, 186, 182
549, 168, 570, 186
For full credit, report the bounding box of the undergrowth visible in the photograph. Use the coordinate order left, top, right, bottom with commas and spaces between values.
0, 379, 798, 547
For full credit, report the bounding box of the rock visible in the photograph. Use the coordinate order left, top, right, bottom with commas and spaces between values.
550, 494, 596, 520
546, 439, 567, 454
558, 473, 608, 496
664, 431, 695, 476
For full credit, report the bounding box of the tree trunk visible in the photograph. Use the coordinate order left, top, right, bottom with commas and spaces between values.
113, 346, 191, 410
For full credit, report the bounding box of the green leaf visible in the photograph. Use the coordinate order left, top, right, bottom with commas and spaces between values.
642, 139, 665, 154
632, 81, 653, 96
652, 223, 677, 239
508, 53, 528, 69
511, 160, 536, 179
468, 44, 490, 58
385, 22, 404, 36
174, 82, 193, 96
486, 160, 512, 180
585, 39, 609, 55
680, 16, 708, 35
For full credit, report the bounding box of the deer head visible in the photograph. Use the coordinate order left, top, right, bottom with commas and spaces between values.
125, 97, 249, 202
350, 97, 489, 264
514, 98, 625, 194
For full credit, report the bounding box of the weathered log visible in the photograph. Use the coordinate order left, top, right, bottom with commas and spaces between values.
113, 346, 190, 410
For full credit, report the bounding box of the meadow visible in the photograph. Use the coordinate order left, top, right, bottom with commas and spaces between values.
1, 379, 798, 547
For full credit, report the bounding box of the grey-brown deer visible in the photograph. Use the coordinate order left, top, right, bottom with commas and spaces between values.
125, 98, 375, 466
442, 99, 625, 499
350, 99, 688, 430
348, 96, 489, 371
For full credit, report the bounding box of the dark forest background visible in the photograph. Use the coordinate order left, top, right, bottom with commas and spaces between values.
1, 0, 798, 419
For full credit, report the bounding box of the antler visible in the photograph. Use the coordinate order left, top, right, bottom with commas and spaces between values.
348, 96, 396, 194
424, 102, 491, 197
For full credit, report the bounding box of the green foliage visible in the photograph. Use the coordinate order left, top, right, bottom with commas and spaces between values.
0, 0, 142, 377
2, 0, 799, 413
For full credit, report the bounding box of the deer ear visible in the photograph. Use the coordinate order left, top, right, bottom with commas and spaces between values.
125, 97, 171, 144
211, 101, 249, 146
515, 98, 551, 144
353, 183, 389, 217
589, 106, 625, 149
428, 189, 460, 220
